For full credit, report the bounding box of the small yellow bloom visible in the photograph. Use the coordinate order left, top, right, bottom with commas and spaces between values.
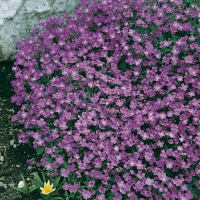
40, 180, 56, 195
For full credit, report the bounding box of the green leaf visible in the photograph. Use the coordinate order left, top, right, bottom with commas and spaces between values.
52, 197, 64, 200
159, 35, 164, 42
56, 178, 66, 191
52, 176, 61, 189
84, 85, 93, 100
69, 77, 79, 86
20, 173, 28, 193
171, 34, 177, 43
36, 146, 45, 155
31, 172, 44, 187
107, 194, 114, 200
39, 192, 46, 198
29, 186, 39, 193
9, 186, 27, 194
41, 171, 46, 183
69, 193, 76, 198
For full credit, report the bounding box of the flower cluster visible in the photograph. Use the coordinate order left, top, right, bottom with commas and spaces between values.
11, 0, 200, 199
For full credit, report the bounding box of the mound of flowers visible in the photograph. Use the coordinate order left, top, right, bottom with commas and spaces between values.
11, 0, 200, 199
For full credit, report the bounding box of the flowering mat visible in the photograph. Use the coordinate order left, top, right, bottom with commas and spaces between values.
1, 0, 200, 199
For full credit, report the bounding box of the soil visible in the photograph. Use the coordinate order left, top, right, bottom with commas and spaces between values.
0, 61, 44, 200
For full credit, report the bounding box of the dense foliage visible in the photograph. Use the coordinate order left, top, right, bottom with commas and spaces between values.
11, 0, 200, 199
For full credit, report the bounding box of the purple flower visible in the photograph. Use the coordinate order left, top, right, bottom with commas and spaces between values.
160, 40, 172, 47
80, 189, 95, 199
51, 171, 58, 177
88, 180, 95, 188
98, 186, 106, 194
45, 162, 53, 170
184, 55, 194, 64
95, 194, 105, 200
55, 155, 64, 165
145, 178, 154, 186
172, 176, 184, 187
61, 168, 69, 178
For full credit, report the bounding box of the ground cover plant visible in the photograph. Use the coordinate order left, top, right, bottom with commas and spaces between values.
10, 0, 200, 199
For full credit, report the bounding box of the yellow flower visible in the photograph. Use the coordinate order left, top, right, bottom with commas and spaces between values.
40, 180, 56, 195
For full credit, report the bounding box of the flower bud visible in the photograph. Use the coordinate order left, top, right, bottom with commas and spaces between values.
17, 181, 25, 189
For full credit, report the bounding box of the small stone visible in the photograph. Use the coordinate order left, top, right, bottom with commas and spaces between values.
9, 139, 14, 146
0, 156, 4, 162
28, 166, 33, 171
13, 144, 17, 148
47, 172, 50, 177
16, 165, 20, 168
9, 131, 14, 135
